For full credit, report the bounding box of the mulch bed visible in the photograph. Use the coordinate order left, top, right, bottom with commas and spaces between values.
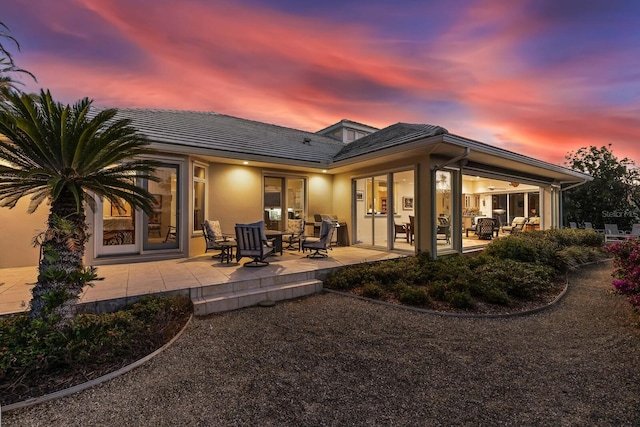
0, 310, 192, 407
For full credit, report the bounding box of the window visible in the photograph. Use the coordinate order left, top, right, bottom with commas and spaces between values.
193, 163, 207, 232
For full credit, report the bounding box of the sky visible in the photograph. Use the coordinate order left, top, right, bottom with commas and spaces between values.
3, 0, 640, 165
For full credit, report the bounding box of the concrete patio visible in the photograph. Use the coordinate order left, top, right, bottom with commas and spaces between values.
0, 246, 404, 317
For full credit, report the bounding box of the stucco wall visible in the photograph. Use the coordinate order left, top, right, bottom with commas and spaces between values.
188, 162, 333, 258
0, 198, 48, 268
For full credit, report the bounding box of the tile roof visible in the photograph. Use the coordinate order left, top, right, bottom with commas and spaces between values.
110, 109, 346, 165
332, 123, 448, 162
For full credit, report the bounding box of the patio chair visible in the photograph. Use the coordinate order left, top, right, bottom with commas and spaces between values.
502, 217, 526, 234
394, 222, 407, 241
476, 217, 497, 240
465, 216, 487, 237
604, 224, 623, 235
235, 221, 274, 267
569, 222, 578, 229
302, 220, 335, 258
408, 215, 415, 244
436, 218, 451, 243
201, 221, 227, 257
584, 222, 594, 230
283, 219, 305, 251
630, 224, 640, 237
604, 223, 629, 243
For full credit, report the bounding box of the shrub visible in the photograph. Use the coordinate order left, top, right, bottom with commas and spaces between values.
474, 258, 554, 299
484, 236, 540, 263
449, 291, 474, 309
555, 245, 604, 273
396, 285, 430, 306
606, 238, 640, 307
0, 295, 192, 405
362, 283, 384, 299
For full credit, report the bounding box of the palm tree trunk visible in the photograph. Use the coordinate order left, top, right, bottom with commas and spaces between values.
29, 191, 89, 325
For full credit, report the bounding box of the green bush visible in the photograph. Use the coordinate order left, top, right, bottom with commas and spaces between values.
362, 283, 384, 299
395, 284, 430, 306
323, 231, 605, 311
0, 295, 192, 405
449, 291, 474, 309
475, 258, 554, 299
484, 236, 540, 263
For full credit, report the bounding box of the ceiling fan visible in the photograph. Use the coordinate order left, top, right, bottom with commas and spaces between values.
485, 181, 506, 192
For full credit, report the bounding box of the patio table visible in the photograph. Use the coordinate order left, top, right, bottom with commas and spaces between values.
264, 230, 285, 255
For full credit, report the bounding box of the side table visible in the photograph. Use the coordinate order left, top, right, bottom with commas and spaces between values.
219, 241, 237, 263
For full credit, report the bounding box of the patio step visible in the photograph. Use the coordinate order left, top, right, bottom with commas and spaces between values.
191, 279, 323, 316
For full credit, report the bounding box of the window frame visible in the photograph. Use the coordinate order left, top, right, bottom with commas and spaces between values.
192, 161, 208, 234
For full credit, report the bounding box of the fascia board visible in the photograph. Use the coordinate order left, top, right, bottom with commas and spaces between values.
443, 134, 593, 182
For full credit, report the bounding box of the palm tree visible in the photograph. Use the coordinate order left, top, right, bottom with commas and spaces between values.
0, 89, 159, 324
0, 21, 36, 98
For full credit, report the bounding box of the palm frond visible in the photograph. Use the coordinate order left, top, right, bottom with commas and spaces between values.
0, 90, 158, 215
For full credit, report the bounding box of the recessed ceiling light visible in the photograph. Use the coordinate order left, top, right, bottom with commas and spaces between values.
243, 161, 249, 165
322, 169, 327, 173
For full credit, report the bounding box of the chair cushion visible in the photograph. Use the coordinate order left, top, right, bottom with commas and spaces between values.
204, 219, 222, 239
319, 220, 332, 240
287, 219, 304, 234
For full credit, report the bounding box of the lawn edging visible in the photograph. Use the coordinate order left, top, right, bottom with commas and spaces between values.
1, 314, 193, 414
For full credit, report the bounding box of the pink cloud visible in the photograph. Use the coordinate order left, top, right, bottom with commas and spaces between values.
15, 0, 640, 166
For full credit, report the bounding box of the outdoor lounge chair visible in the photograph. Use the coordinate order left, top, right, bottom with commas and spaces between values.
235, 221, 274, 266
604, 223, 628, 243
302, 220, 335, 258
502, 217, 526, 234
283, 219, 305, 251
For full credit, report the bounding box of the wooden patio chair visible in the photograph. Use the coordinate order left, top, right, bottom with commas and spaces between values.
394, 222, 407, 241
234, 221, 274, 266
302, 220, 335, 258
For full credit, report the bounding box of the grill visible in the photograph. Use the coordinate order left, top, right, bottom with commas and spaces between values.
313, 214, 348, 246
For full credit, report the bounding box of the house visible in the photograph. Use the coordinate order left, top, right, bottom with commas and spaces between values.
0, 109, 592, 268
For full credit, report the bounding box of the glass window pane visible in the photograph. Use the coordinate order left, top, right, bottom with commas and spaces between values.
194, 180, 205, 231
103, 197, 135, 246
145, 165, 179, 248
436, 170, 453, 252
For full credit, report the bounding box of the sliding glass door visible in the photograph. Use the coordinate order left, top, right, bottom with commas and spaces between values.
144, 164, 180, 250
264, 175, 306, 231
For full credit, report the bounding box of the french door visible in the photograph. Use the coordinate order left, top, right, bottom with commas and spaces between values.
95, 163, 181, 256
